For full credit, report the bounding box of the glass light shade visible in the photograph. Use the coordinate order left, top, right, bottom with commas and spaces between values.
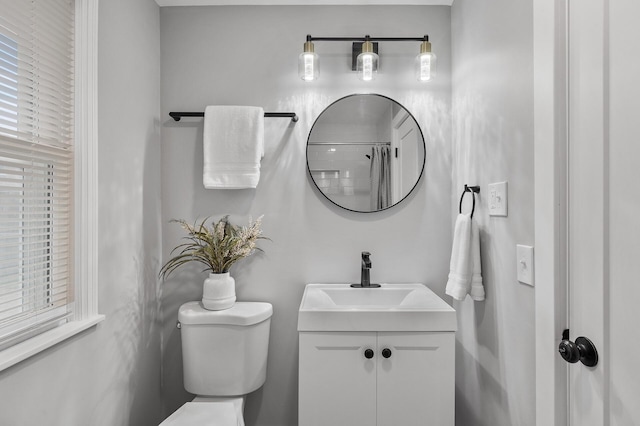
298, 52, 319, 81
356, 52, 378, 81
416, 51, 437, 82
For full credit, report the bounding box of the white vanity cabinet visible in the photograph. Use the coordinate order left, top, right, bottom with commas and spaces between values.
298, 331, 455, 426
297, 283, 457, 426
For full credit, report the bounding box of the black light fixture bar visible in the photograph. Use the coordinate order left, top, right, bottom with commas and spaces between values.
307, 35, 429, 42
169, 111, 298, 122
307, 35, 429, 72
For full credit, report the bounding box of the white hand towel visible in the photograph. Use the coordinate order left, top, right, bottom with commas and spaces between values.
469, 220, 485, 301
445, 214, 473, 301
203, 105, 264, 189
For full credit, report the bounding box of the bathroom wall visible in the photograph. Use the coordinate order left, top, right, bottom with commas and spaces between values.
451, 0, 535, 425
160, 6, 452, 425
0, 0, 164, 425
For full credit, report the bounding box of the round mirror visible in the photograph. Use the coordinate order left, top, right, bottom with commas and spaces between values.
307, 94, 426, 212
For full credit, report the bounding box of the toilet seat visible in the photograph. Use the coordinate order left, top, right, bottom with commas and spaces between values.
159, 401, 239, 426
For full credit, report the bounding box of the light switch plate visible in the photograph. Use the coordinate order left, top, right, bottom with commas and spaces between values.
517, 245, 534, 286
488, 181, 508, 216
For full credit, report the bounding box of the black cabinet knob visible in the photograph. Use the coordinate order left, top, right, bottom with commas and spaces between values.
381, 348, 392, 358
364, 349, 374, 359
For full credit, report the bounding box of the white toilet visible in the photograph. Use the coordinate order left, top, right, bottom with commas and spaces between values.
161, 300, 273, 426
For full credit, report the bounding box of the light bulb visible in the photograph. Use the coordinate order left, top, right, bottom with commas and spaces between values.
299, 52, 319, 81
356, 39, 378, 81
416, 39, 437, 82
360, 53, 375, 81
298, 40, 319, 81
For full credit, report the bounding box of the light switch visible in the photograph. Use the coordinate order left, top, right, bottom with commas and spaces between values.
517, 245, 534, 286
488, 181, 508, 216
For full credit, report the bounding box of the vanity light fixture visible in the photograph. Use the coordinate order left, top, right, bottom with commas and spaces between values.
356, 36, 379, 81
298, 36, 319, 81
299, 34, 434, 82
416, 38, 437, 81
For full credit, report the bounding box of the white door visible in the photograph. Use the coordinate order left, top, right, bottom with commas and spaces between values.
391, 111, 421, 204
566, 0, 640, 424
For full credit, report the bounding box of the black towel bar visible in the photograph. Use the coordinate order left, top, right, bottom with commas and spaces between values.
169, 111, 298, 123
459, 184, 480, 219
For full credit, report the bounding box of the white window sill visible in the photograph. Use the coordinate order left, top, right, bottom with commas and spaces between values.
0, 315, 105, 372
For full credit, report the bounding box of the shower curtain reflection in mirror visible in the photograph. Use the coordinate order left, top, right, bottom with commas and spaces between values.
370, 145, 391, 210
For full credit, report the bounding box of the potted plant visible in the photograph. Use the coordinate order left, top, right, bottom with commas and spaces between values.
160, 215, 267, 310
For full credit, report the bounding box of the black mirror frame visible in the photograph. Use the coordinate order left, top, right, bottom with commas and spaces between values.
306, 93, 426, 213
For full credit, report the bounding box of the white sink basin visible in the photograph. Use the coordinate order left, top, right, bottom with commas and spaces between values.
297, 283, 457, 332
321, 287, 414, 306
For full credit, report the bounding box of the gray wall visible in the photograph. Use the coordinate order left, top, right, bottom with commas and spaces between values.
159, 6, 452, 425
0, 0, 163, 425
451, 0, 535, 425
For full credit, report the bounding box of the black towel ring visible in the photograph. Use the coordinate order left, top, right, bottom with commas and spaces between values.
459, 185, 481, 219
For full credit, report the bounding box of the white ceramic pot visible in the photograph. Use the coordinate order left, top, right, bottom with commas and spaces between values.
202, 272, 236, 310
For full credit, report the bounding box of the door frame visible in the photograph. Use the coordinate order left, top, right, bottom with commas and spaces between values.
533, 0, 570, 425
391, 108, 409, 205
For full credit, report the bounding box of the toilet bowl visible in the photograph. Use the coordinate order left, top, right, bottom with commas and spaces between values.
160, 301, 272, 426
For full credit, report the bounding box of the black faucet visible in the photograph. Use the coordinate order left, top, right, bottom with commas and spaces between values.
361, 251, 372, 286
351, 251, 381, 288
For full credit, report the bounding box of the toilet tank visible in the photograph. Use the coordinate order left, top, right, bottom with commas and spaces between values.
178, 301, 272, 396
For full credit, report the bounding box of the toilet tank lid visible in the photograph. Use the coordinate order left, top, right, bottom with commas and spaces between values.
179, 301, 273, 326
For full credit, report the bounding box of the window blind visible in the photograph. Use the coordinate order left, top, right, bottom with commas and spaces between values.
0, 0, 75, 349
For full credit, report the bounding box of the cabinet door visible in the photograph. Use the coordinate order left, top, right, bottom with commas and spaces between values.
377, 332, 455, 426
299, 332, 377, 426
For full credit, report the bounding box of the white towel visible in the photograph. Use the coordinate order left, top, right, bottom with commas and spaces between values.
445, 214, 484, 301
469, 220, 485, 301
445, 214, 473, 300
203, 105, 264, 189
